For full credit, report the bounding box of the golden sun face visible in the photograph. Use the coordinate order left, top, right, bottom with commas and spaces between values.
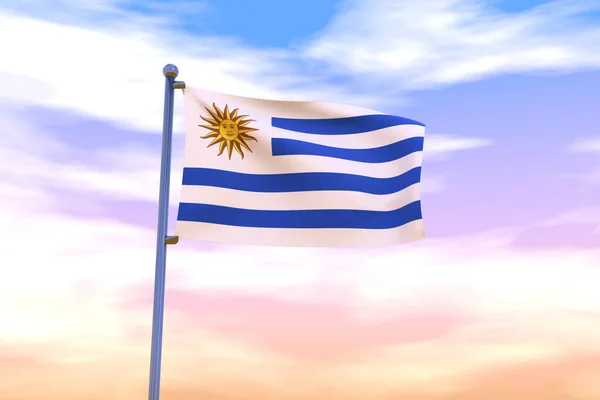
199, 103, 258, 159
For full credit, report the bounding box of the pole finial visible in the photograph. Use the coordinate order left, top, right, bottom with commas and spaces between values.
163, 64, 179, 78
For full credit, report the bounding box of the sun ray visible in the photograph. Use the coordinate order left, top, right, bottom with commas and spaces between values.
238, 127, 258, 135
207, 136, 225, 148
233, 115, 248, 124
235, 138, 253, 152
198, 103, 259, 160
204, 107, 221, 123
217, 140, 227, 156
238, 119, 255, 127
239, 134, 258, 143
200, 115, 218, 125
226, 140, 234, 159
212, 103, 224, 119
233, 141, 244, 159
201, 132, 220, 140
199, 125, 220, 132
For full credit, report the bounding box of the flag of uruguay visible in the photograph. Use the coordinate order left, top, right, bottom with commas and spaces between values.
175, 87, 426, 247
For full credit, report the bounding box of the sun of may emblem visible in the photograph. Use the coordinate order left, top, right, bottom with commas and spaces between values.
199, 103, 258, 160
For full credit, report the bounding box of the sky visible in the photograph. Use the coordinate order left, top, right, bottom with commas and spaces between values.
1, 0, 600, 399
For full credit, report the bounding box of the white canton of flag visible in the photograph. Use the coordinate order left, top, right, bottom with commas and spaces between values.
174, 87, 426, 247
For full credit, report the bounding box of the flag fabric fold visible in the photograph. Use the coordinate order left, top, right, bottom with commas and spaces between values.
174, 87, 426, 247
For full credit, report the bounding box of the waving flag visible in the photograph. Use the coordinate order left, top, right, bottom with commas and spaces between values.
175, 87, 426, 247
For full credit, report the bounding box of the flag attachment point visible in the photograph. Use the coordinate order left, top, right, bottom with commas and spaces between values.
165, 236, 179, 245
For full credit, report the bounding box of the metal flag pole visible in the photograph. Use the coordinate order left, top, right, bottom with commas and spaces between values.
148, 64, 186, 400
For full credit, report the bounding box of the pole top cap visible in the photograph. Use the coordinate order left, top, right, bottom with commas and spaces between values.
163, 64, 179, 77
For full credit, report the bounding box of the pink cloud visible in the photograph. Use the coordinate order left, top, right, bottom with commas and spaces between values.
122, 285, 476, 361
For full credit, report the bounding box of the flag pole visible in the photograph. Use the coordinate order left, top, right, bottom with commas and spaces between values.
148, 64, 185, 400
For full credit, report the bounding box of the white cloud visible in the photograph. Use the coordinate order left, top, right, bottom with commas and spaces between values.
305, 0, 600, 89
424, 134, 493, 160
0, 112, 597, 317
2, 0, 600, 135
3, 3, 600, 390
0, 105, 184, 205
2, 136, 600, 387
355, 244, 600, 314
0, 103, 487, 205
0, 11, 378, 134
2, 178, 600, 346
559, 167, 600, 187
0, 0, 210, 29
420, 174, 445, 193
535, 207, 600, 229
568, 137, 600, 153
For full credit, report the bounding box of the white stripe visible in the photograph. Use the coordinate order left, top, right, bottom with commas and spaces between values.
179, 183, 421, 211
186, 87, 388, 120
183, 150, 423, 178
175, 219, 425, 248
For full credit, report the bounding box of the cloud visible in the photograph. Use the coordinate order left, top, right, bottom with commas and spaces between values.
425, 352, 600, 400
568, 137, 600, 153
2, 108, 598, 324
304, 0, 600, 90
0, 9, 378, 134
0, 104, 184, 208
536, 207, 600, 227
420, 174, 445, 193
559, 138, 600, 186
0, 0, 211, 30
2, 147, 600, 398
3, 151, 600, 345
3, 0, 600, 134
501, 206, 600, 249
0, 103, 490, 214
3, 3, 600, 398
3, 340, 600, 400
121, 287, 475, 361
393, 133, 496, 194
424, 134, 493, 160
559, 166, 600, 187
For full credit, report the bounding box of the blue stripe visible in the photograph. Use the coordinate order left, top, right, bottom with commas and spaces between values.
181, 167, 422, 195
177, 201, 422, 229
271, 114, 425, 135
271, 136, 423, 163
